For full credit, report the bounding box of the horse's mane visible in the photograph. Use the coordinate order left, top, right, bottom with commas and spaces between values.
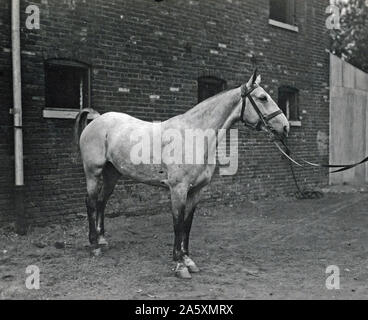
201, 85, 241, 103
186, 85, 241, 113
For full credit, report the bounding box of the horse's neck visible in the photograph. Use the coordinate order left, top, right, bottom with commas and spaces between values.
183, 87, 242, 131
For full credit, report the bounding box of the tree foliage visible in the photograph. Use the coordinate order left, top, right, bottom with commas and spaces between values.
330, 0, 368, 72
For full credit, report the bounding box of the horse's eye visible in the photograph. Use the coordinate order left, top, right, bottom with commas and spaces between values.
259, 96, 268, 102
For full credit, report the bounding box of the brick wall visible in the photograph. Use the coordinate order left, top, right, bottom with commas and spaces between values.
0, 1, 13, 224
0, 0, 330, 226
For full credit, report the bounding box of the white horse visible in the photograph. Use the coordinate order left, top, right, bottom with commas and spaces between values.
74, 70, 289, 279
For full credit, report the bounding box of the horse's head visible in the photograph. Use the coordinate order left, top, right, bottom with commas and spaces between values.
240, 70, 290, 140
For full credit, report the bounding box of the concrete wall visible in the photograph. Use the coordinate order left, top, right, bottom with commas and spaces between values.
0, 0, 330, 226
329, 54, 368, 185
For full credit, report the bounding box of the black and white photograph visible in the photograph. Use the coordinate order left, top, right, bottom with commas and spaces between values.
1, 0, 368, 303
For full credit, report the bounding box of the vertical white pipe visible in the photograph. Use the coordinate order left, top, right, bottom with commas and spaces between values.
11, 0, 24, 186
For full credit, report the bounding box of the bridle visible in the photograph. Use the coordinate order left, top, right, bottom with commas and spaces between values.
240, 84, 283, 132
239, 83, 368, 174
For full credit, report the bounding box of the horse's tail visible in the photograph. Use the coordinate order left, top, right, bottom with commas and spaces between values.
74, 108, 100, 150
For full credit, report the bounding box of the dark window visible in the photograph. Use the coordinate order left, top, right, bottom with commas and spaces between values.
278, 86, 299, 121
198, 76, 227, 103
270, 0, 296, 25
45, 59, 90, 109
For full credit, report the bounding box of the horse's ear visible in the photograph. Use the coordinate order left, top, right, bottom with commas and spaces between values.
252, 68, 258, 84
255, 74, 261, 86
246, 69, 259, 88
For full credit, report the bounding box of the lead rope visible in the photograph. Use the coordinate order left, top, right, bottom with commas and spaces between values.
288, 160, 324, 200
279, 139, 324, 200
274, 140, 324, 199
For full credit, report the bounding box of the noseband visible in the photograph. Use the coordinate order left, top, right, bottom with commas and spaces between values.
240, 85, 283, 132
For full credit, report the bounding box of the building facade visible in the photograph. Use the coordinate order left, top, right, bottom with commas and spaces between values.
0, 0, 330, 226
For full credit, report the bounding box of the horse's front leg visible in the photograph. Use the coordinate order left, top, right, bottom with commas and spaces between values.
170, 183, 192, 279
182, 190, 201, 273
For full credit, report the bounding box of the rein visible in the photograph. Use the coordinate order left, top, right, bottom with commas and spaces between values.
239, 83, 368, 199
240, 84, 368, 174
273, 135, 368, 174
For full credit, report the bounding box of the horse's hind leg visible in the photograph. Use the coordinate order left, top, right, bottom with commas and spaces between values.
96, 162, 121, 247
85, 169, 103, 255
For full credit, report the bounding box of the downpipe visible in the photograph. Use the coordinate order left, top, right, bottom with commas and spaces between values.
12, 0, 27, 234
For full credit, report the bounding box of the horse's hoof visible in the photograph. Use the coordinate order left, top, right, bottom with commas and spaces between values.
91, 247, 102, 257
184, 256, 200, 273
187, 264, 200, 273
175, 264, 192, 279
98, 237, 109, 247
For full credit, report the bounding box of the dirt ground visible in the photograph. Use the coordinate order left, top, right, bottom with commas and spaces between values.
1, 191, 368, 300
